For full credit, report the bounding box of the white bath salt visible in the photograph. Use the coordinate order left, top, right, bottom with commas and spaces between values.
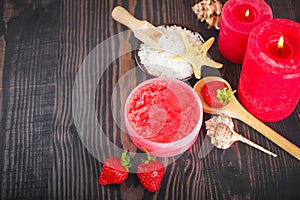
137, 25, 203, 80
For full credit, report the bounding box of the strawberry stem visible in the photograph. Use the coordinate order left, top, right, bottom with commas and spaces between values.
216, 88, 236, 106
121, 151, 132, 171
140, 146, 156, 164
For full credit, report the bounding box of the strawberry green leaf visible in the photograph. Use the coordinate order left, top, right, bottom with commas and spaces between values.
216, 88, 236, 106
121, 151, 132, 171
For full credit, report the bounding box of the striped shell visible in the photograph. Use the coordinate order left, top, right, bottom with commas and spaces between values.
205, 114, 235, 149
205, 114, 278, 157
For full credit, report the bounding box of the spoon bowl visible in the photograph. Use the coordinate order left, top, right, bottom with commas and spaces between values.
194, 76, 300, 160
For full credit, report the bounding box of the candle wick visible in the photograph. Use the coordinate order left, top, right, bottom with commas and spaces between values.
278, 48, 282, 53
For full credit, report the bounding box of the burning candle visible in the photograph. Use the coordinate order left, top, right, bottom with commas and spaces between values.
278, 36, 284, 53
238, 19, 300, 122
245, 9, 250, 21
218, 0, 273, 64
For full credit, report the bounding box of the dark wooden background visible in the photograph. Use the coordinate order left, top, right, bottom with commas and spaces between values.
0, 0, 299, 199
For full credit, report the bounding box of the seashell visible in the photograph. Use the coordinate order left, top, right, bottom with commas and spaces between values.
192, 0, 223, 30
205, 114, 277, 157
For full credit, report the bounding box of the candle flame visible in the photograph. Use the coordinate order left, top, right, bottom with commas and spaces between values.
278, 35, 284, 52
245, 9, 250, 19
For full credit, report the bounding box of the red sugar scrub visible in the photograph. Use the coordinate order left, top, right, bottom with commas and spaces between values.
124, 78, 203, 157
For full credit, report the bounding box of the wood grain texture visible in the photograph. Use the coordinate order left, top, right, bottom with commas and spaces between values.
0, 0, 58, 199
0, 0, 299, 199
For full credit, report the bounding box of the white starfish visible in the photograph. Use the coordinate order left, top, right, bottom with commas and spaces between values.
176, 33, 223, 79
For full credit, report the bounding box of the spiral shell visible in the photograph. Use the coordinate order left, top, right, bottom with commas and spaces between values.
205, 114, 235, 149
205, 114, 277, 157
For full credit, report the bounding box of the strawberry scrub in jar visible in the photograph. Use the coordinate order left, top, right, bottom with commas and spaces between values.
124, 78, 203, 157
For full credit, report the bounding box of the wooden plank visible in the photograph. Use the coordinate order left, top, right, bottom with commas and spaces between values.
51, 0, 106, 199
0, 85, 54, 199
0, 0, 58, 199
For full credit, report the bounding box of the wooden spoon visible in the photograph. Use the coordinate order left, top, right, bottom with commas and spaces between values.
112, 6, 164, 47
193, 76, 300, 160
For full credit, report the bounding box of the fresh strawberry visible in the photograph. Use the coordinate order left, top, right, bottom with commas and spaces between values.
136, 150, 165, 192
99, 152, 132, 185
201, 80, 236, 108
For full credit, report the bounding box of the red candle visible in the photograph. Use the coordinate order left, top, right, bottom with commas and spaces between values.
238, 19, 300, 122
218, 0, 273, 64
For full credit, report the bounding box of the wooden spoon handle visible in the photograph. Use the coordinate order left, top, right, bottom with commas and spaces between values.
236, 104, 300, 160
112, 6, 142, 30
112, 6, 162, 47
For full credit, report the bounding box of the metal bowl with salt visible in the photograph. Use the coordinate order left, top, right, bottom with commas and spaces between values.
135, 24, 203, 80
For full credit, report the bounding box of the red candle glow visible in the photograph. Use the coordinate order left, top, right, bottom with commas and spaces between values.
218, 0, 273, 64
238, 19, 300, 122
